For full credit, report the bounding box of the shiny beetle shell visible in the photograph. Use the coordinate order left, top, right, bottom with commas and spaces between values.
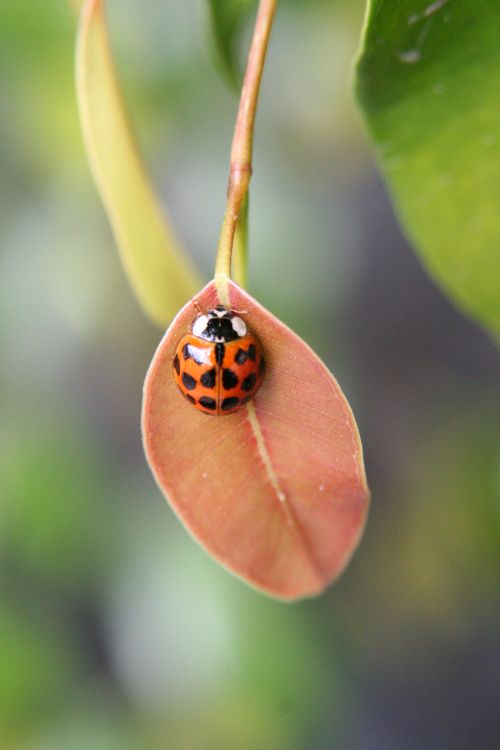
172, 305, 265, 415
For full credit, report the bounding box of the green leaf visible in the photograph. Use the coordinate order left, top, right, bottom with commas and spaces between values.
207, 0, 257, 88
355, 0, 500, 338
76, 0, 202, 329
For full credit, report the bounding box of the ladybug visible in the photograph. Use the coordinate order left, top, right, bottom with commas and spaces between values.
173, 305, 265, 415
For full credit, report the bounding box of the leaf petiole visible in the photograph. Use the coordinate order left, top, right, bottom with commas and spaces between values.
214, 0, 278, 301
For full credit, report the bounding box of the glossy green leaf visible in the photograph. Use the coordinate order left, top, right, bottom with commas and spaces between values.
355, 0, 500, 338
76, 0, 202, 328
207, 0, 257, 88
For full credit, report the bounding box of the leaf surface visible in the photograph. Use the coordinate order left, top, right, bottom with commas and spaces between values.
142, 281, 369, 600
355, 0, 500, 338
76, 0, 201, 328
207, 0, 257, 88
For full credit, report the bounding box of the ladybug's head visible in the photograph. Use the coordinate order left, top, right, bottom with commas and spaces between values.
191, 305, 247, 342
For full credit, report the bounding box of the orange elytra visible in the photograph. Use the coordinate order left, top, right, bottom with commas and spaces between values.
172, 305, 265, 415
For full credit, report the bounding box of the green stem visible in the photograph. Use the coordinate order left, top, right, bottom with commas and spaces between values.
214, 0, 278, 285
232, 193, 249, 287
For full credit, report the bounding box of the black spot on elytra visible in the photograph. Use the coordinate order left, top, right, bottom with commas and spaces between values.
199, 396, 216, 410
215, 343, 225, 366
221, 397, 239, 411
248, 344, 256, 361
200, 368, 216, 389
182, 343, 191, 360
242, 372, 256, 392
223, 368, 239, 390
173, 354, 180, 374
259, 356, 265, 375
235, 348, 247, 365
185, 394, 196, 404
182, 372, 197, 390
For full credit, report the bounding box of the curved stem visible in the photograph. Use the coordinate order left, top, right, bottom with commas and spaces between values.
214, 0, 278, 291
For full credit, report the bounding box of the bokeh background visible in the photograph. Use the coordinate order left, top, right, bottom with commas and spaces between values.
1, 1, 499, 748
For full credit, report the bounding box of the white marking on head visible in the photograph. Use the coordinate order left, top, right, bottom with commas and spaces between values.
231, 316, 247, 337
192, 314, 209, 338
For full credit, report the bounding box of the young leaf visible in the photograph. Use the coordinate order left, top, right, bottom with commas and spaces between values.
76, 0, 201, 328
207, 0, 257, 88
355, 0, 500, 339
142, 281, 369, 601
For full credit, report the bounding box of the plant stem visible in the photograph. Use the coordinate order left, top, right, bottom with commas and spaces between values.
232, 193, 248, 288
214, 0, 278, 296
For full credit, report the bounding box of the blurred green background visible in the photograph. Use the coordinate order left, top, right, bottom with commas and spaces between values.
1, 1, 499, 748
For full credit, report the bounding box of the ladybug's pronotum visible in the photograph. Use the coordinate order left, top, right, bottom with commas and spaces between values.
173, 305, 265, 415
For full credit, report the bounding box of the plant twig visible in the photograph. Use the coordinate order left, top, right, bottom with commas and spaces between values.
214, 0, 278, 299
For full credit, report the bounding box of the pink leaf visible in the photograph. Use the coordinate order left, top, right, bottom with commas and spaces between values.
142, 281, 369, 601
